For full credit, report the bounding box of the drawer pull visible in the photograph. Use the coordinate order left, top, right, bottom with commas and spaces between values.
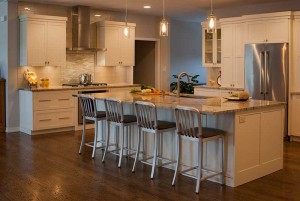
59, 117, 70, 120
39, 119, 51, 122
39, 100, 51, 102
58, 98, 70, 101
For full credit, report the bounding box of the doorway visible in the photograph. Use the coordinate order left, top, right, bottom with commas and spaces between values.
134, 40, 156, 87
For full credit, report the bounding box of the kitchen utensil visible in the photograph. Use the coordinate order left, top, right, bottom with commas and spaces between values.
79, 74, 93, 85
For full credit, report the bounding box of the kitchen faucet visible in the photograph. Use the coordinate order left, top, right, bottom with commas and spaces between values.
177, 72, 190, 97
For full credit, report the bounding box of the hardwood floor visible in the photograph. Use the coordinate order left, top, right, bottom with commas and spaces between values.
0, 130, 300, 201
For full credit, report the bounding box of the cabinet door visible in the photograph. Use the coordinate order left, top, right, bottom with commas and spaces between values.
292, 95, 300, 136
245, 21, 266, 43
266, 19, 289, 43
47, 22, 66, 67
233, 23, 245, 88
104, 26, 120, 66
194, 88, 220, 97
215, 28, 222, 66
221, 24, 233, 87
120, 27, 135, 66
293, 19, 300, 92
27, 21, 47, 66
203, 28, 214, 67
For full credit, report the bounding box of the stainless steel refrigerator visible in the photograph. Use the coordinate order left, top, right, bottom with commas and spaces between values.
245, 43, 289, 136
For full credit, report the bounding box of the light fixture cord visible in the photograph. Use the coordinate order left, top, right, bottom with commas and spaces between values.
210, 0, 213, 14
163, 0, 165, 19
125, 0, 128, 25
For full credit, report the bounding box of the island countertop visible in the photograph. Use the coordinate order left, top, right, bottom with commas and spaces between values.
92, 91, 286, 114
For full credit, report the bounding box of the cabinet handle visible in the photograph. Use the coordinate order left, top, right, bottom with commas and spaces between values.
58, 98, 70, 101
39, 99, 51, 102
59, 117, 70, 120
39, 119, 51, 122
45, 61, 47, 65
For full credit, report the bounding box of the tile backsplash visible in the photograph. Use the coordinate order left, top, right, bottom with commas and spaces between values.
18, 53, 133, 87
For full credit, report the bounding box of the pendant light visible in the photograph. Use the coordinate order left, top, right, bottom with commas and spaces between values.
207, 0, 217, 33
123, 0, 130, 38
160, 0, 168, 36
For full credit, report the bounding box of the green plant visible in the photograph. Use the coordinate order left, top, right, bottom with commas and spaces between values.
170, 74, 200, 94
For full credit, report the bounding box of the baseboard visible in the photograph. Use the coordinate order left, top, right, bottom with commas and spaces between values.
6, 127, 20, 133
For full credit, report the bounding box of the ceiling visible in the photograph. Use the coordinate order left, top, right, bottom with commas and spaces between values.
22, 0, 290, 20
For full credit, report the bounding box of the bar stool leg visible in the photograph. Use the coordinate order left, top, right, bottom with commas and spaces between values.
79, 117, 86, 154
151, 133, 158, 179
118, 124, 124, 168
132, 127, 141, 173
195, 140, 202, 193
92, 120, 98, 159
172, 134, 180, 186
102, 121, 110, 163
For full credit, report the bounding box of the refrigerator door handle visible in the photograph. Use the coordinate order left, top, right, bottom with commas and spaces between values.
265, 51, 270, 95
260, 51, 265, 95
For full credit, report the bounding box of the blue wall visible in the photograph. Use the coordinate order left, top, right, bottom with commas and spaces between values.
170, 20, 206, 85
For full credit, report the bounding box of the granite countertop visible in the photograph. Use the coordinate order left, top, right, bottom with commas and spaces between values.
194, 85, 244, 91
92, 91, 286, 114
18, 84, 141, 92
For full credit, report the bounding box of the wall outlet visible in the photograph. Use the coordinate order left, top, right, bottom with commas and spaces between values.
239, 116, 246, 123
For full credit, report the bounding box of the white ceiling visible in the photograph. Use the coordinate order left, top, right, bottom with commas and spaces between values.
22, 0, 290, 20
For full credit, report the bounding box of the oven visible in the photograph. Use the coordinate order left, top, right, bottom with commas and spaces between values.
78, 90, 108, 125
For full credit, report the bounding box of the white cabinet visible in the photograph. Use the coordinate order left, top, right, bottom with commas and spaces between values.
293, 14, 300, 92
291, 95, 300, 137
20, 90, 75, 135
20, 15, 67, 67
201, 22, 221, 67
220, 19, 245, 89
97, 21, 136, 67
244, 12, 291, 44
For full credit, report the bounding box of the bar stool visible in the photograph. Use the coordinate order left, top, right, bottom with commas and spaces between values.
132, 101, 177, 179
102, 98, 137, 168
78, 94, 106, 159
172, 106, 226, 193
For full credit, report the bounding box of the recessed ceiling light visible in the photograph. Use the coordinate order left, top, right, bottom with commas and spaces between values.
95, 14, 101, 17
24, 7, 30, 11
143, 5, 151, 9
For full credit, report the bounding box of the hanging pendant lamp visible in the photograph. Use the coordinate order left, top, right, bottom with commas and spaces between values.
207, 0, 217, 33
160, 0, 168, 36
123, 0, 130, 38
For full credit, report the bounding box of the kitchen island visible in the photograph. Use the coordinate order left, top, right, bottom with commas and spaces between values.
93, 91, 286, 187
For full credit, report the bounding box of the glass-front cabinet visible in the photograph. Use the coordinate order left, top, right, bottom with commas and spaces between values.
202, 22, 221, 67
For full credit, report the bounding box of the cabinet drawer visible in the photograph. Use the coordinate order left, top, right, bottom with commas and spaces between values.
34, 91, 74, 111
33, 108, 74, 130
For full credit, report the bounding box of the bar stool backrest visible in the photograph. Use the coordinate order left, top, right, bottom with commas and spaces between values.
78, 94, 97, 118
134, 101, 157, 130
104, 98, 124, 123
175, 106, 202, 138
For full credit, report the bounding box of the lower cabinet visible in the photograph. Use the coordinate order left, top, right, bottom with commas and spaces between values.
291, 94, 300, 137
20, 90, 75, 135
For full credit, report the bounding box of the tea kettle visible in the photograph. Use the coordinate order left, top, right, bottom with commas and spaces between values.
79, 74, 93, 85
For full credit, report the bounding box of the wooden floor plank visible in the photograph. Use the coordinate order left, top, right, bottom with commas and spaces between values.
0, 131, 299, 201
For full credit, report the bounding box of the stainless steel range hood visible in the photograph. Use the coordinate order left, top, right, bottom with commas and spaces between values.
68, 6, 97, 51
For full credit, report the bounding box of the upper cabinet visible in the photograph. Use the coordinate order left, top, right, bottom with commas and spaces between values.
96, 21, 136, 67
220, 18, 245, 89
201, 22, 221, 67
244, 12, 292, 44
19, 15, 67, 67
